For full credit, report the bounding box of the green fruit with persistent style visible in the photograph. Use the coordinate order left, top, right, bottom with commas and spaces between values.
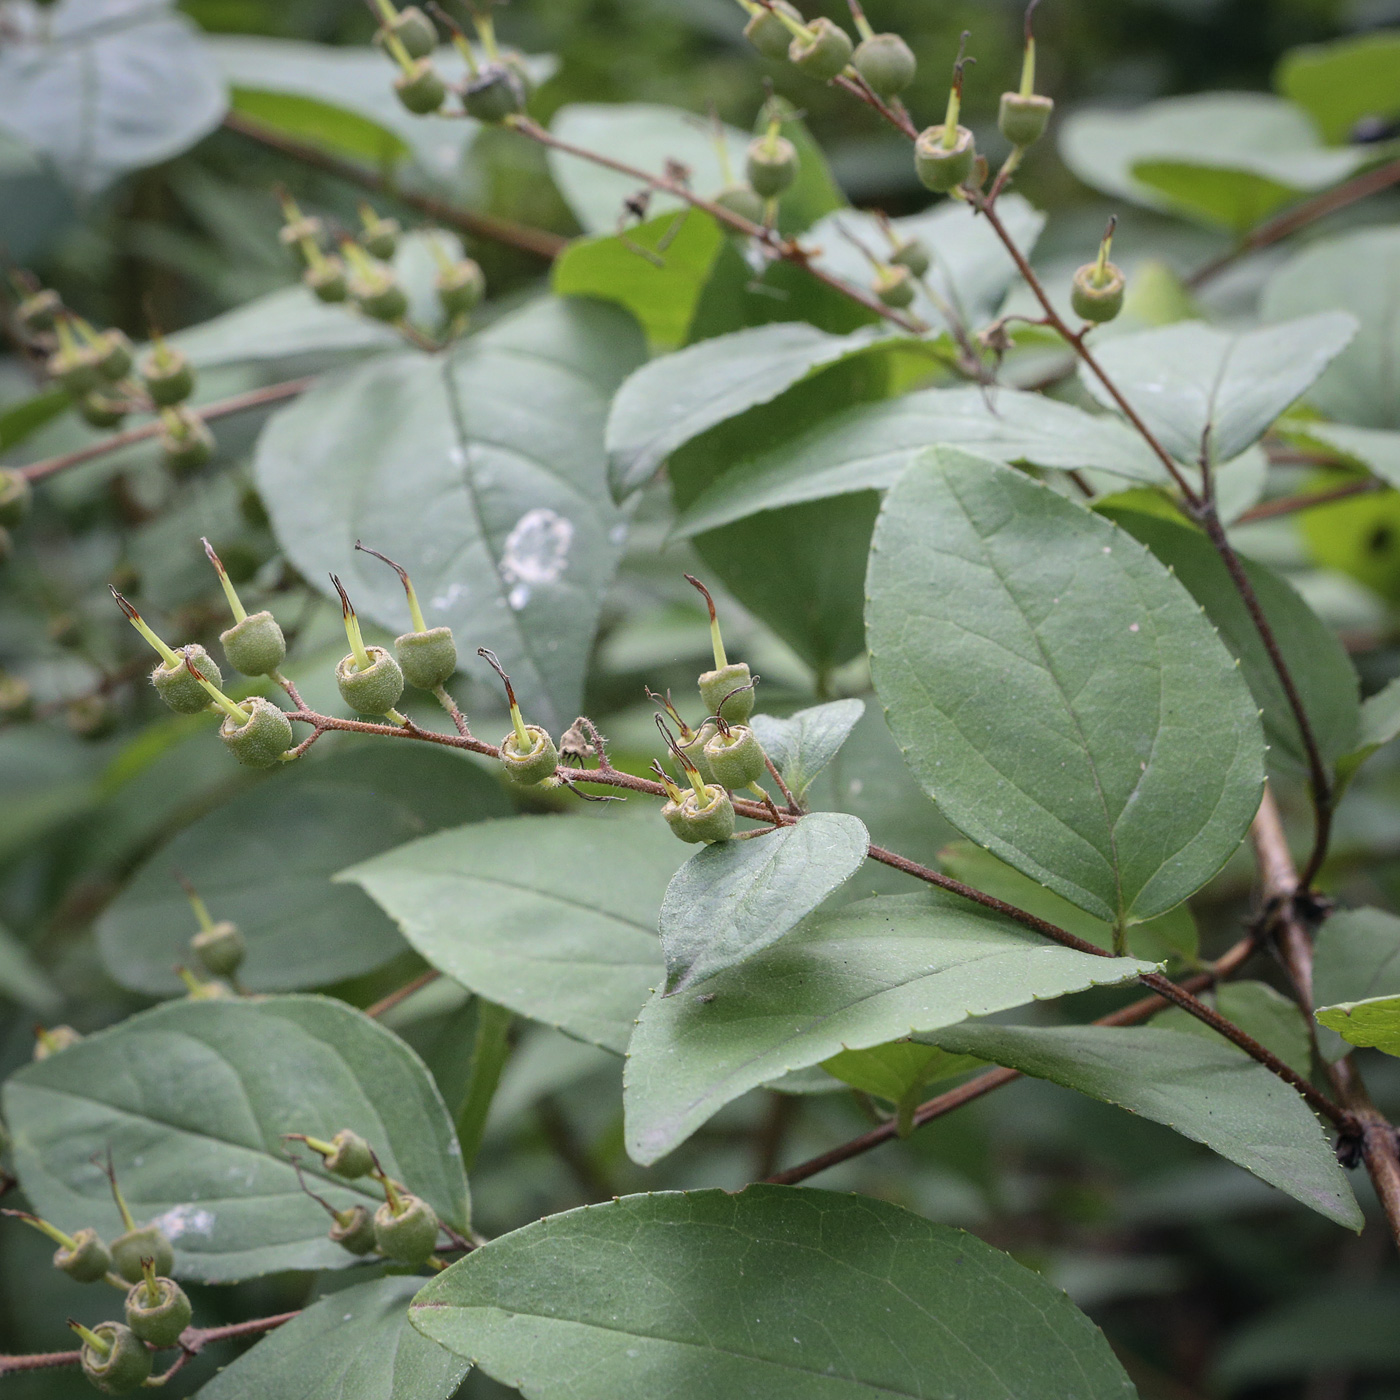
396, 627, 457, 689
381, 4, 436, 59
915, 124, 976, 193
703, 724, 766, 788
152, 644, 221, 714
321, 1128, 375, 1179
17, 288, 62, 333
744, 0, 801, 59
79, 391, 128, 429
220, 697, 295, 768
999, 91, 1054, 146
500, 724, 559, 785
436, 260, 485, 318
746, 135, 799, 198
159, 408, 215, 474
853, 32, 916, 97
373, 1193, 439, 1264
663, 785, 735, 844
0, 470, 31, 528
192, 919, 244, 978
111, 1224, 174, 1284
890, 237, 930, 278
698, 661, 755, 724
77, 1323, 152, 1395
54, 1227, 112, 1283
305, 259, 348, 303
713, 183, 766, 225
124, 1275, 192, 1348
48, 344, 104, 397
139, 349, 195, 407
789, 17, 853, 81
394, 60, 447, 115
349, 268, 409, 323
462, 63, 526, 122
1071, 261, 1126, 323
337, 645, 405, 715
330, 1205, 378, 1255
221, 610, 286, 676
874, 264, 916, 308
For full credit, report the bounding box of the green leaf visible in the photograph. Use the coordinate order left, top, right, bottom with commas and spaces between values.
0, 0, 227, 195
867, 448, 1265, 928
255, 297, 645, 733
659, 812, 869, 993
605, 321, 887, 499
230, 88, 412, 165
749, 698, 865, 799
822, 1041, 984, 1123
200, 1276, 469, 1400
1058, 93, 1369, 232
939, 840, 1199, 965
341, 816, 684, 1054
96, 745, 506, 996
1275, 30, 1400, 144
547, 103, 748, 237
1302, 422, 1400, 488
624, 890, 1155, 1165
0, 919, 61, 1015
1341, 675, 1400, 785
927, 1023, 1361, 1229
0, 387, 70, 452
1083, 315, 1357, 466
1262, 227, 1400, 429
1152, 979, 1313, 1078
410, 1187, 1137, 1400
672, 385, 1166, 538
1314, 907, 1400, 1060
803, 194, 1046, 335
4, 994, 470, 1281
552, 209, 725, 352
1316, 995, 1400, 1056
1101, 506, 1360, 770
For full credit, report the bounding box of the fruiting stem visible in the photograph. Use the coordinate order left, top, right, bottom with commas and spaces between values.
685, 574, 728, 669
942, 31, 972, 146
1092, 215, 1116, 287
355, 541, 429, 633
109, 588, 182, 668
201, 538, 247, 623
331, 574, 373, 672
2, 1210, 76, 1251
68, 1321, 110, 1357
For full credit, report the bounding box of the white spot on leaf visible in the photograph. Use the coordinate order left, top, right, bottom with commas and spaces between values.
154, 1204, 215, 1239
500, 509, 573, 597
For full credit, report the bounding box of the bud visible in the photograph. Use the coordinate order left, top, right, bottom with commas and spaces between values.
139, 346, 195, 408
873, 264, 916, 309
713, 183, 766, 225
394, 59, 448, 115
152, 643, 222, 715
1071, 217, 1125, 324
478, 648, 558, 784
0, 469, 33, 528
358, 207, 401, 261
744, 0, 802, 59
159, 407, 215, 475
703, 722, 766, 789
111, 1224, 174, 1284
192, 919, 245, 978
33, 1025, 81, 1060
95, 330, 135, 382
124, 1260, 192, 1348
436, 258, 486, 320
745, 133, 799, 199
462, 62, 527, 122
78, 391, 128, 430
853, 32, 916, 98
70, 1321, 152, 1395
889, 236, 930, 278
17, 288, 62, 334
220, 696, 296, 768
304, 257, 349, 304
330, 1204, 378, 1255
789, 16, 853, 81
373, 1190, 439, 1265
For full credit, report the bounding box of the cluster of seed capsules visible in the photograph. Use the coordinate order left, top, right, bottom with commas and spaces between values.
277, 193, 486, 326
4, 1163, 190, 1394
5, 277, 210, 477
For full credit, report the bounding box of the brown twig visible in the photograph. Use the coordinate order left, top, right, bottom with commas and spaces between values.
19, 377, 314, 483
1236, 479, 1382, 524
222, 111, 565, 261
365, 968, 441, 1019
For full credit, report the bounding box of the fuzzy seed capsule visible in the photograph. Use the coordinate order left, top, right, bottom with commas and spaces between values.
159, 408, 215, 475
111, 1224, 174, 1284
0, 470, 32, 529
703, 724, 766, 788
500, 724, 559, 785
889, 236, 930, 278
220, 697, 295, 768
279, 216, 324, 252
79, 391, 128, 430
713, 183, 766, 225
789, 17, 853, 81
999, 91, 1054, 147
396, 627, 457, 690
744, 0, 801, 59
380, 4, 437, 59
663, 785, 735, 844
873, 264, 916, 309
139, 349, 195, 407
853, 32, 916, 97
330, 1205, 378, 1255
152, 644, 221, 714
337, 646, 405, 716
462, 63, 526, 123
124, 1275, 192, 1348
436, 259, 485, 319
349, 268, 410, 323
305, 259, 349, 303
220, 610, 286, 677
48, 344, 104, 398
745, 135, 799, 198
394, 59, 447, 115
54, 1227, 112, 1283
192, 919, 244, 978
678, 720, 718, 786
698, 661, 754, 725
373, 1192, 439, 1264
914, 124, 976, 193
1071, 261, 1126, 324
321, 1129, 375, 1179
360, 217, 401, 262
77, 1322, 151, 1395
95, 330, 135, 382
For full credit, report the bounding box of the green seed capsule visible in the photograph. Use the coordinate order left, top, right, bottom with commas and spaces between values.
500, 724, 559, 785
873, 264, 916, 309
745, 135, 799, 198
220, 610, 286, 677
191, 919, 244, 978
713, 183, 767, 225
789, 17, 853, 81
0, 470, 30, 528
349, 268, 409, 323
914, 124, 976, 193
394, 59, 447, 115
305, 259, 348, 303
54, 1227, 112, 1283
698, 661, 754, 725
79, 391, 128, 430
111, 1225, 174, 1284
48, 344, 104, 397
436, 260, 485, 319
373, 1193, 439, 1265
999, 91, 1054, 147
124, 1276, 191, 1348
396, 627, 457, 689
744, 0, 801, 59
462, 63, 526, 123
360, 217, 401, 262
220, 697, 295, 768
17, 288, 62, 334
337, 646, 405, 716
663, 785, 735, 844
679, 720, 718, 786
322, 1129, 375, 1179
853, 31, 916, 97
330, 1205, 378, 1255
78, 1322, 152, 1395
703, 724, 766, 788
139, 349, 195, 407
1070, 262, 1126, 323
382, 4, 436, 59
159, 408, 215, 475
889, 236, 930, 278
95, 330, 135, 382
152, 644, 221, 715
